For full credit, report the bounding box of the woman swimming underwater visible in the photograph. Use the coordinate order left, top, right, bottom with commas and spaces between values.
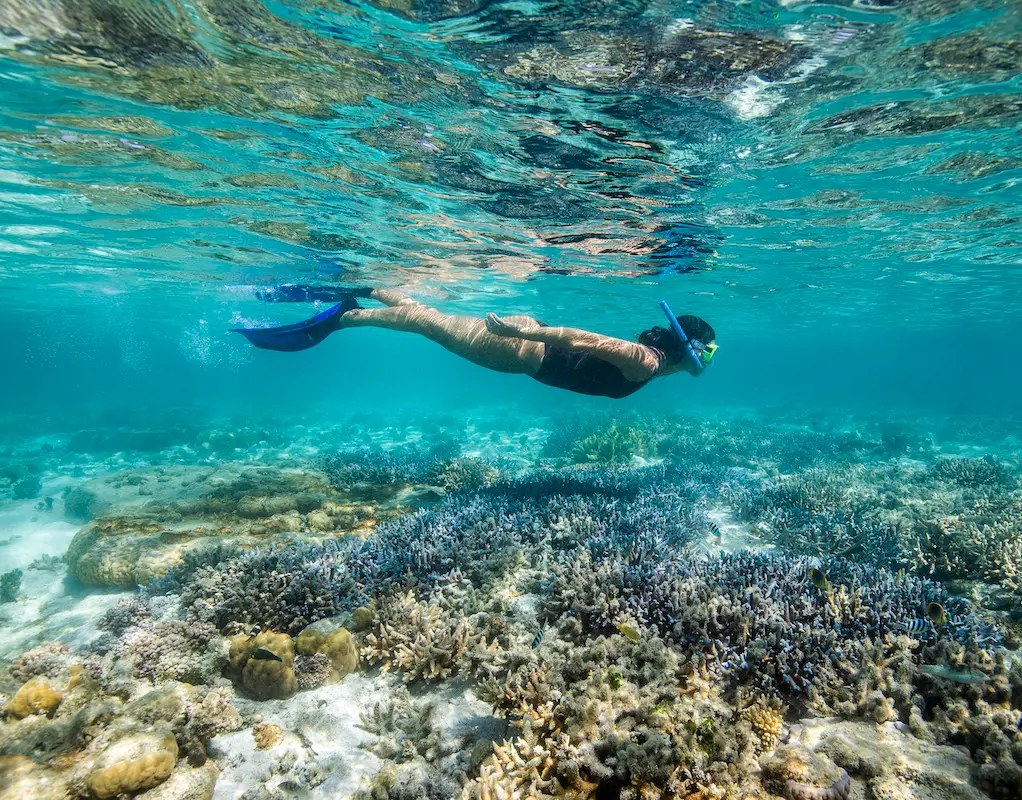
234, 286, 716, 399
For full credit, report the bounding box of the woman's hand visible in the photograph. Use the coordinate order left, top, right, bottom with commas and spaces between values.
485, 313, 525, 338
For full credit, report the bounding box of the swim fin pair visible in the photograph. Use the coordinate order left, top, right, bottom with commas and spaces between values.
233, 287, 369, 352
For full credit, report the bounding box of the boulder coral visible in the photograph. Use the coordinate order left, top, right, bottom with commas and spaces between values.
4, 677, 63, 719
228, 631, 297, 700
295, 621, 358, 682
86, 728, 179, 799
63, 464, 377, 588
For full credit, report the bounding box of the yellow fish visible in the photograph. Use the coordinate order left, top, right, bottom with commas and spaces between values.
616, 621, 642, 642
809, 567, 831, 592
926, 602, 947, 627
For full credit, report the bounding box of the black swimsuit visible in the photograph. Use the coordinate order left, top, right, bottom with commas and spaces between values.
534, 343, 651, 399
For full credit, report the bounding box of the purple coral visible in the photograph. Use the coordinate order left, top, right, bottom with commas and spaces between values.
114, 619, 224, 684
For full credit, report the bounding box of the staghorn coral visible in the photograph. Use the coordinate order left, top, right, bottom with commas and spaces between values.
548, 549, 1000, 703
360, 689, 449, 764
935, 456, 1014, 488
462, 722, 594, 800
570, 423, 658, 465
319, 442, 459, 489
364, 591, 477, 682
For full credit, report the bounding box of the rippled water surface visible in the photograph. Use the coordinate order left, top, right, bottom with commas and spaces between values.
0, 0, 1020, 414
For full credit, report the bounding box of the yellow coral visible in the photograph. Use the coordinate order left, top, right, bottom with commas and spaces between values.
5, 677, 63, 719
252, 723, 285, 750
463, 724, 595, 800
229, 631, 296, 700
744, 697, 786, 753
295, 625, 358, 682
87, 731, 178, 799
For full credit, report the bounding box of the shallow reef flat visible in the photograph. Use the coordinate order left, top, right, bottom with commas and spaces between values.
1, 408, 1021, 800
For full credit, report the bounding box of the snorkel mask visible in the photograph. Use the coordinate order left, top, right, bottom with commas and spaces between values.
658, 300, 717, 374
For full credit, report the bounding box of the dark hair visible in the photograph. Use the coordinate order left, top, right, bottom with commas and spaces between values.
637, 315, 715, 363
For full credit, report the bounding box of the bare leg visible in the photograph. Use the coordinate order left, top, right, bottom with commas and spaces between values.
341, 293, 545, 375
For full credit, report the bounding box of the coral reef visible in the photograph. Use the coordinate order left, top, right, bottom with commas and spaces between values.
5, 410, 1022, 800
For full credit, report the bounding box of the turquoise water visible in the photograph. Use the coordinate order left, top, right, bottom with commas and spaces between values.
0, 0, 1020, 424
2, 6, 1022, 800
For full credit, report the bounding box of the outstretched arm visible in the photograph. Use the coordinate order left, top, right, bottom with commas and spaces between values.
485, 314, 659, 382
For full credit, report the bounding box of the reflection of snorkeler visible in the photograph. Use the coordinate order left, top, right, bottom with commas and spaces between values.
234, 286, 716, 399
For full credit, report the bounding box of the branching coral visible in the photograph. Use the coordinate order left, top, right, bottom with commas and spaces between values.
363, 592, 477, 682
570, 423, 658, 465
934, 456, 1015, 489
464, 723, 595, 800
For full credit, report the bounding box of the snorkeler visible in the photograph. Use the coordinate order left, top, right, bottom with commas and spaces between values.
233, 285, 716, 399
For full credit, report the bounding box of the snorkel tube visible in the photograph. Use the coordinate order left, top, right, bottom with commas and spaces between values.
659, 300, 705, 375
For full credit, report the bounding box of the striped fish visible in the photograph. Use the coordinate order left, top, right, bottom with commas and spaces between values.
708, 522, 722, 538
531, 624, 546, 649
895, 618, 932, 636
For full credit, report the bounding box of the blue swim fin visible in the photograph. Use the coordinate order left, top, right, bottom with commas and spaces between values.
233, 295, 359, 352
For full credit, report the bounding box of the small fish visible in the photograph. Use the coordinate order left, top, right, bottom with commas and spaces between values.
617, 621, 642, 642
895, 568, 905, 585
531, 625, 546, 649
809, 567, 830, 592
896, 618, 931, 636
251, 647, 283, 662
708, 522, 722, 538
926, 602, 948, 627
920, 664, 988, 685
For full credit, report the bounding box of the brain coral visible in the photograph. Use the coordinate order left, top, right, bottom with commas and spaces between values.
229, 631, 297, 700
4, 677, 63, 719
87, 729, 178, 799
295, 622, 358, 682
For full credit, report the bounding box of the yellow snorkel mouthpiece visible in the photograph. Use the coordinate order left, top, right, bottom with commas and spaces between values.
701, 342, 718, 364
